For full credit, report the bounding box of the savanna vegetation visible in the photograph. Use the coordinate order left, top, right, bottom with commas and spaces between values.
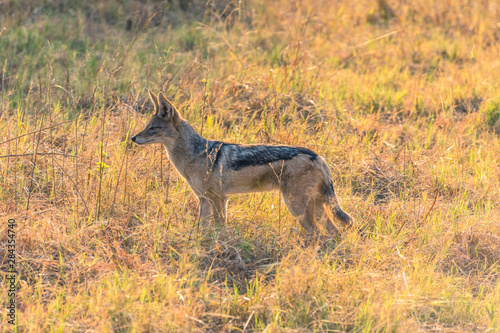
1, 0, 499, 331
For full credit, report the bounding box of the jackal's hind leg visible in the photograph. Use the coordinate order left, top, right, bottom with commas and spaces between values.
282, 191, 317, 234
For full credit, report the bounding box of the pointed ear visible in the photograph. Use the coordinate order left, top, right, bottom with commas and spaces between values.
148, 90, 159, 111
157, 92, 180, 123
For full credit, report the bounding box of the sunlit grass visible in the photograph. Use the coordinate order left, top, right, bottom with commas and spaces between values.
0, 0, 499, 331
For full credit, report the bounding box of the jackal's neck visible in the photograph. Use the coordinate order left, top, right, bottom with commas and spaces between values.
162, 120, 207, 174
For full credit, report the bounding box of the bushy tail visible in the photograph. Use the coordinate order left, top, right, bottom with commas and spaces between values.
331, 203, 353, 227
319, 158, 354, 227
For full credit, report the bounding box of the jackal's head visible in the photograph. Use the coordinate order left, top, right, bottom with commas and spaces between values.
131, 90, 181, 145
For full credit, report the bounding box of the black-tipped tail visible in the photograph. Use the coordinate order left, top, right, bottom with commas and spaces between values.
323, 180, 354, 227
334, 207, 353, 227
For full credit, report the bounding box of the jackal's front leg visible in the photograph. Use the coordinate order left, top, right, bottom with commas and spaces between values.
210, 196, 228, 224
198, 196, 212, 223
198, 195, 227, 224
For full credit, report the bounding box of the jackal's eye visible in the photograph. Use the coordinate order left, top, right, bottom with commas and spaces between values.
148, 127, 156, 135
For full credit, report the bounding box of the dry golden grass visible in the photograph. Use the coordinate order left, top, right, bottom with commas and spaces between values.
1, 0, 499, 331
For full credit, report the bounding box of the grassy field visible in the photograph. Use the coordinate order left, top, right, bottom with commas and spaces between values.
1, 0, 500, 331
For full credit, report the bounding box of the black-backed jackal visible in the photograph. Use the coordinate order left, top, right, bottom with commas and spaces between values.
132, 91, 354, 236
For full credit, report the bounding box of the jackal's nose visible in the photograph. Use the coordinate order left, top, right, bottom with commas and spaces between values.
131, 136, 137, 142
